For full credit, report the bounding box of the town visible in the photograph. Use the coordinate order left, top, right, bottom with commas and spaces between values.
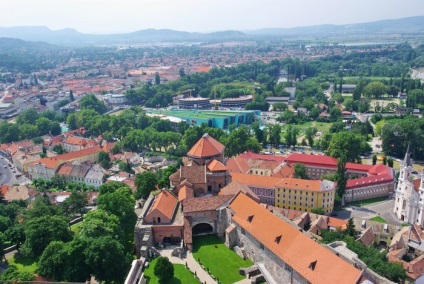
1, 7, 424, 284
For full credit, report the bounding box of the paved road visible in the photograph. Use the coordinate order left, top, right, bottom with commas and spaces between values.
337, 199, 403, 225
0, 157, 30, 186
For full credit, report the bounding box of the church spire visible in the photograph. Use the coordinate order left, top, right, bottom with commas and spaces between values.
404, 144, 412, 167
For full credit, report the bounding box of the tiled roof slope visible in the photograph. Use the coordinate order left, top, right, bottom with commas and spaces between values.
147, 190, 178, 220
183, 195, 234, 213
187, 133, 224, 158
229, 193, 363, 284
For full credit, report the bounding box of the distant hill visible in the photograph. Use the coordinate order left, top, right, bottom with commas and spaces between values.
0, 16, 423, 45
246, 16, 424, 35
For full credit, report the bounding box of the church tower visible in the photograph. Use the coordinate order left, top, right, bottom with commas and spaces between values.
393, 145, 417, 223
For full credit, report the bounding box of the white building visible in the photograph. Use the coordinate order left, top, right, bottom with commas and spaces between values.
393, 146, 424, 224
107, 94, 128, 105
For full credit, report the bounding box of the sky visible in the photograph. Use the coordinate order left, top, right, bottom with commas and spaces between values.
2, 0, 424, 34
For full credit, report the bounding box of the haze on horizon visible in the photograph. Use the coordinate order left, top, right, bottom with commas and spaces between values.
2, 0, 424, 34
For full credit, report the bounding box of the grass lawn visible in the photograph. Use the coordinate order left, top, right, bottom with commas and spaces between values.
370, 216, 387, 223
282, 121, 332, 134
7, 254, 38, 274
348, 196, 389, 207
192, 235, 253, 284
143, 258, 200, 284
70, 221, 83, 234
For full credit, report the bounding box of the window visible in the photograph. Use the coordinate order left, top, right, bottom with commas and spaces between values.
260, 243, 264, 250
241, 228, 245, 235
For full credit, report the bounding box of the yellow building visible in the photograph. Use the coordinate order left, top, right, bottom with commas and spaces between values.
274, 178, 335, 213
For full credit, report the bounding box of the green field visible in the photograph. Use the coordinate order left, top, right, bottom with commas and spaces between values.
149, 109, 257, 120
143, 258, 200, 284
70, 222, 83, 234
348, 196, 389, 207
281, 121, 333, 138
192, 235, 253, 284
7, 254, 38, 274
370, 216, 387, 223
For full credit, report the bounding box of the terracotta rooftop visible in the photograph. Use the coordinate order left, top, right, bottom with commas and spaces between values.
226, 156, 250, 174
187, 133, 224, 159
405, 254, 424, 280
229, 193, 363, 284
147, 190, 178, 221
346, 174, 394, 189
275, 178, 333, 192
219, 180, 260, 203
183, 195, 234, 213
230, 172, 282, 188
207, 159, 228, 172
56, 146, 102, 161
357, 226, 375, 247
180, 165, 206, 184
178, 185, 194, 202
285, 153, 338, 168
65, 136, 87, 146
238, 152, 286, 162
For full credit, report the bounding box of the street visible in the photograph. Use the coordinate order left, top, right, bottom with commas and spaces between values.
336, 199, 403, 225
0, 157, 30, 186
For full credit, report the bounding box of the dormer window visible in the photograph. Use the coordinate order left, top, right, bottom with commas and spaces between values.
247, 215, 254, 223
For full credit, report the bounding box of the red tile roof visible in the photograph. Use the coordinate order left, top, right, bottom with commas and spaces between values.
178, 185, 194, 202
219, 180, 260, 203
346, 174, 394, 189
239, 152, 286, 162
183, 195, 234, 213
345, 162, 372, 172
230, 172, 282, 189
229, 193, 363, 284
187, 134, 224, 159
285, 153, 337, 168
207, 159, 228, 172
147, 190, 178, 221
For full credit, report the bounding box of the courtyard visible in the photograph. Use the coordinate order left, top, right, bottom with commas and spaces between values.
143, 257, 200, 284
192, 235, 253, 284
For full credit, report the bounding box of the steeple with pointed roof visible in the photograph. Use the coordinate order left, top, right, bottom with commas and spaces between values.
404, 144, 412, 167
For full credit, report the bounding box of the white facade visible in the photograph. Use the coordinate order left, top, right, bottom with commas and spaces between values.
107, 94, 128, 105
393, 147, 424, 225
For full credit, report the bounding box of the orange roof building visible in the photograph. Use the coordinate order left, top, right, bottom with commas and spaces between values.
145, 190, 178, 224
187, 133, 225, 164
227, 192, 363, 284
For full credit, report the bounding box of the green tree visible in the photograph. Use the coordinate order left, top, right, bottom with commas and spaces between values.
326, 132, 362, 163
97, 187, 137, 238
294, 163, 308, 179
62, 191, 88, 218
388, 157, 394, 168
98, 151, 111, 169
66, 113, 78, 130
84, 236, 132, 283
383, 156, 387, 165
99, 181, 129, 195
0, 267, 34, 281
80, 94, 107, 114
70, 90, 75, 101
22, 215, 72, 257
38, 241, 67, 280
135, 171, 158, 199
345, 218, 356, 237
336, 158, 347, 200
305, 127, 318, 147
224, 126, 262, 157
372, 154, 377, 165
155, 72, 161, 85
154, 256, 174, 284
363, 82, 387, 98
273, 102, 288, 111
